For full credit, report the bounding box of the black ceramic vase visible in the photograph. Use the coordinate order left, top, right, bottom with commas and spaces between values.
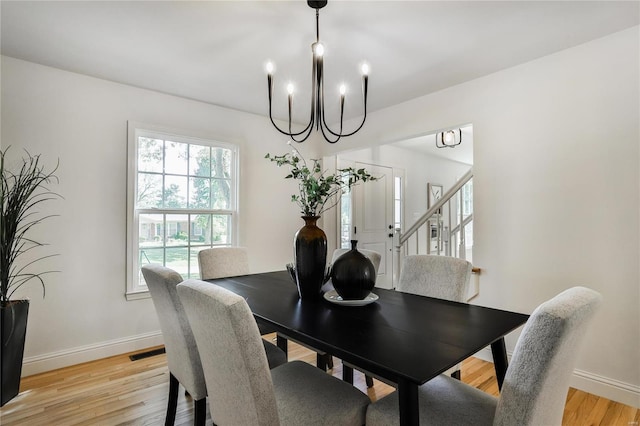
294, 216, 327, 299
1, 300, 29, 406
331, 240, 376, 300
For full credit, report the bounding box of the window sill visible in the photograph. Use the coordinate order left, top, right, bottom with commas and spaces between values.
125, 290, 151, 301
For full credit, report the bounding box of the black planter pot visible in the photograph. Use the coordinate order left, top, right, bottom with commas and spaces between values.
1, 299, 29, 406
294, 216, 327, 300
331, 240, 376, 300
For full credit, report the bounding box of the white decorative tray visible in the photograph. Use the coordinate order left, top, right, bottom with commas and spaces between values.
323, 290, 378, 306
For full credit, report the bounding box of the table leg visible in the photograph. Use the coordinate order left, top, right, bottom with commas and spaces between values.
491, 337, 508, 390
397, 378, 419, 426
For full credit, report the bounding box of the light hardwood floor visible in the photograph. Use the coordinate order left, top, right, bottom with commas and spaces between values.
1, 334, 638, 425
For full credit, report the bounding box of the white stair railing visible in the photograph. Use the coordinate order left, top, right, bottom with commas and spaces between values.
393, 168, 478, 283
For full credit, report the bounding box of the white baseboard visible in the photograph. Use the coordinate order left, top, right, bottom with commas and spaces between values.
473, 347, 639, 408
572, 369, 640, 408
22, 330, 164, 377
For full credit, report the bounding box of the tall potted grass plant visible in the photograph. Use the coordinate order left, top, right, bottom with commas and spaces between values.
0, 147, 60, 406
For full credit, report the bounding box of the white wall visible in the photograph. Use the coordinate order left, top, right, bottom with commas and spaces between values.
1, 56, 317, 374
322, 27, 640, 406
340, 144, 470, 220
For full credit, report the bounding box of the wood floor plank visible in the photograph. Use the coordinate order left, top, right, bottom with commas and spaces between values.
616, 404, 639, 426
0, 335, 637, 425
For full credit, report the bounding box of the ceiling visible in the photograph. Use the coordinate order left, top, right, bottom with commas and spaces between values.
392, 125, 474, 165
1, 1, 638, 156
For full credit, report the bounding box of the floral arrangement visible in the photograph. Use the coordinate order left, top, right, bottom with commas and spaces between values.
265, 142, 376, 217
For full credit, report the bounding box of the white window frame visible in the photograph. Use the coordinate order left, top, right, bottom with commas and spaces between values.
126, 121, 239, 300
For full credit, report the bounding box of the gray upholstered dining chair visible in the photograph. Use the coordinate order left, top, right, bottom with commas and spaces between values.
197, 246, 250, 281
141, 264, 286, 426
397, 254, 472, 303
331, 247, 382, 275
198, 246, 277, 336
331, 247, 382, 387
366, 286, 602, 426
397, 254, 473, 379
199, 246, 335, 371
177, 279, 370, 426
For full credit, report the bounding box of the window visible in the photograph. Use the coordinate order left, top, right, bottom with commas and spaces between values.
126, 123, 238, 299
455, 178, 473, 261
394, 176, 402, 231
459, 179, 473, 218
339, 176, 352, 249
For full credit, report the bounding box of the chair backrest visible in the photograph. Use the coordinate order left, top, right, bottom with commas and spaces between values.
177, 279, 279, 426
198, 246, 250, 280
331, 248, 382, 274
494, 286, 602, 426
397, 255, 472, 302
140, 264, 206, 400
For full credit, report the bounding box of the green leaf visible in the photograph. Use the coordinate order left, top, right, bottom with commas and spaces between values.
265, 149, 376, 217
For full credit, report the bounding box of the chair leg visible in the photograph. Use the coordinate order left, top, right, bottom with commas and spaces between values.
193, 398, 206, 426
365, 375, 374, 388
316, 353, 333, 370
316, 352, 327, 370
276, 334, 288, 361
451, 369, 461, 380
165, 373, 179, 426
343, 365, 354, 384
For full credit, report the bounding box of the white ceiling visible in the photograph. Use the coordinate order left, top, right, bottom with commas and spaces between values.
392, 125, 474, 165
1, 1, 638, 158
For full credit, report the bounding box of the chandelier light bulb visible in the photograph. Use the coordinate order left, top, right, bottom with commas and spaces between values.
314, 43, 325, 57
339, 84, 346, 96
287, 83, 295, 95
266, 62, 274, 75
361, 63, 370, 76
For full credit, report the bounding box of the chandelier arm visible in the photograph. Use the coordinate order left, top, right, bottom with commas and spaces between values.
287, 94, 316, 143
287, 52, 316, 143
315, 54, 323, 132
265, 25, 320, 142
288, 123, 315, 143
334, 106, 367, 137
317, 79, 342, 144
330, 74, 368, 137
267, 75, 314, 137
268, 107, 314, 138
318, 119, 342, 144
317, 75, 346, 142
321, 82, 368, 138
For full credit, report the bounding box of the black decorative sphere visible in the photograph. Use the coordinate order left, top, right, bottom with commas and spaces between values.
331, 240, 375, 300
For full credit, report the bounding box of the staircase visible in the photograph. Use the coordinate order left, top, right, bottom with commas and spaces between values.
393, 168, 479, 284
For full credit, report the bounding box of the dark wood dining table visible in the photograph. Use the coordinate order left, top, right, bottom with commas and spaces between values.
206, 270, 529, 426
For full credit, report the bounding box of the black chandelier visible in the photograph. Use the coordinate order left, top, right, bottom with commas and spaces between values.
266, 0, 369, 144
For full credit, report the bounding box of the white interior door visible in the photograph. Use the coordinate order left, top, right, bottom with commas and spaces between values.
353, 163, 394, 289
